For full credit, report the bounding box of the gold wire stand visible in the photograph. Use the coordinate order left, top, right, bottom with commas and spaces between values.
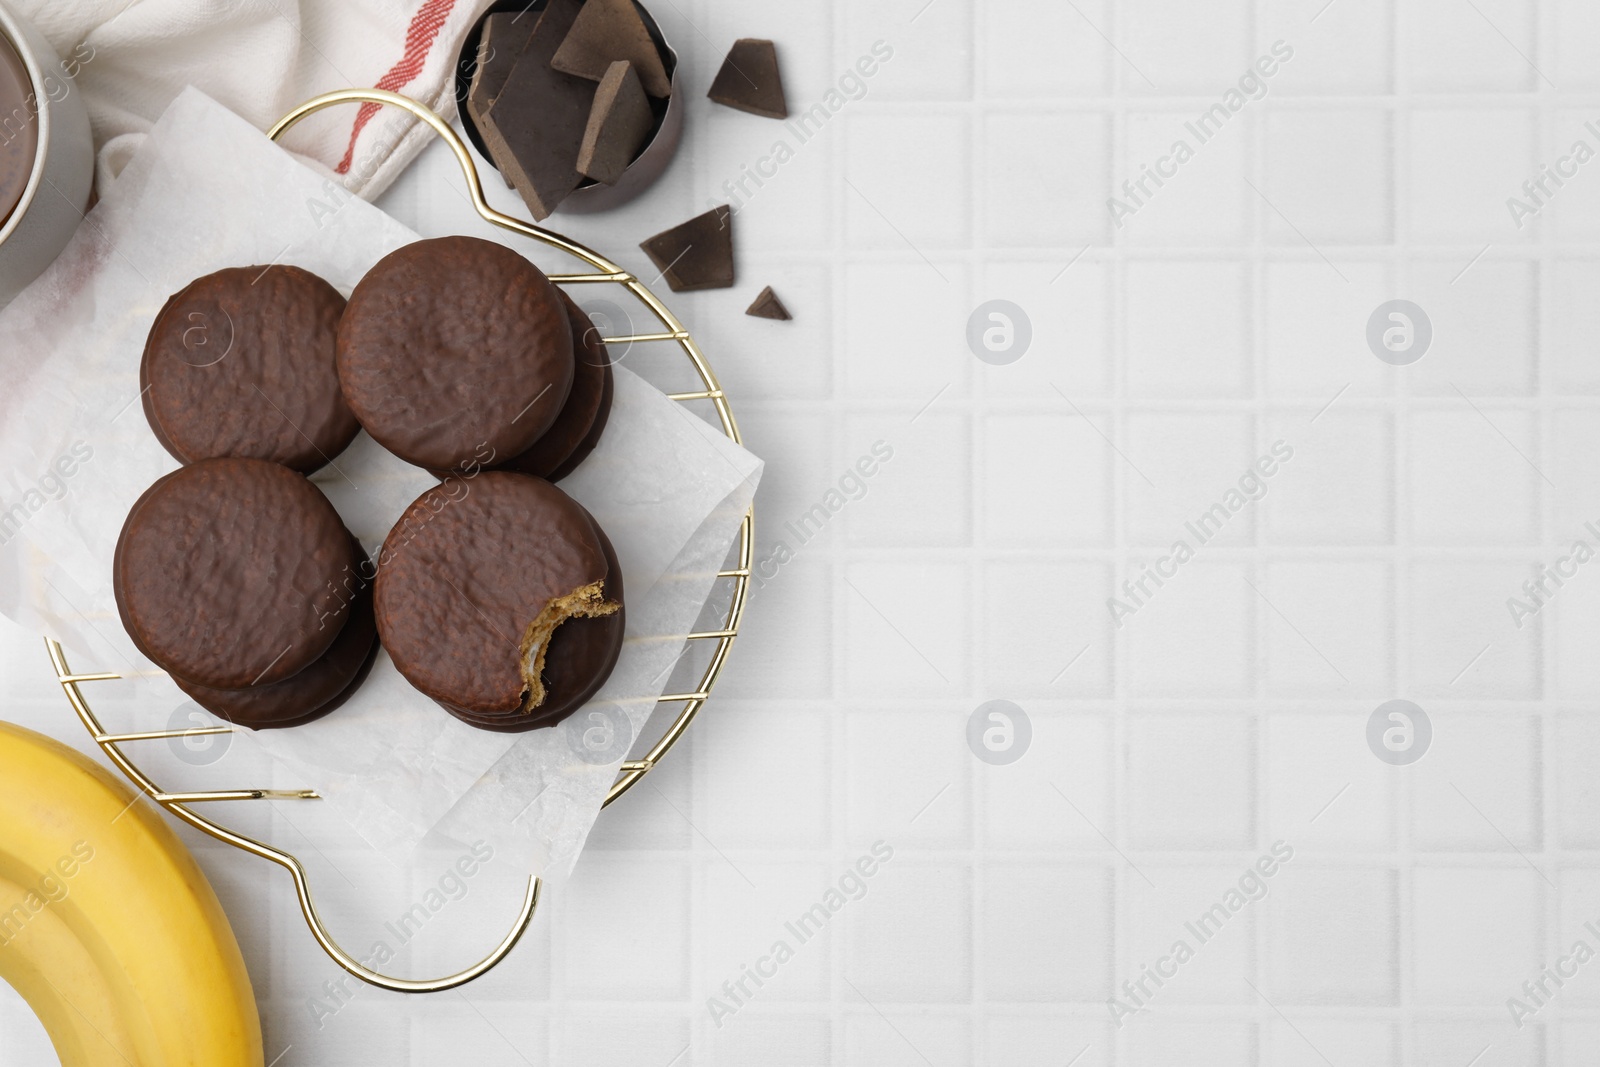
44, 89, 754, 994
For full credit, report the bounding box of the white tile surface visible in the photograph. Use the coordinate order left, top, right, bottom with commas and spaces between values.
1122, 109, 1249, 244
1, 1, 1592, 1063
842, 114, 971, 251
1403, 0, 1537, 92
1125, 714, 1257, 849
1262, 865, 1400, 1004
1125, 409, 1257, 546
978, 864, 1113, 1001
1121, 0, 1253, 94
1264, 713, 1397, 850
983, 112, 1111, 248
981, 559, 1113, 696
979, 259, 1113, 398
844, 859, 972, 1002
1407, 110, 1536, 243
981, 0, 1109, 97
1264, 107, 1394, 245
978, 413, 1113, 547
841, 261, 969, 400
1126, 560, 1257, 696
1263, 1, 1394, 95
1261, 559, 1395, 694
1411, 868, 1544, 1003
1125, 261, 1251, 397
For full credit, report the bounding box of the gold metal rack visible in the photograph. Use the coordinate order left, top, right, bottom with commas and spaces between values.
45, 89, 754, 994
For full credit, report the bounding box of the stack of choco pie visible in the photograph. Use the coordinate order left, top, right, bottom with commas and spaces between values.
117, 237, 624, 732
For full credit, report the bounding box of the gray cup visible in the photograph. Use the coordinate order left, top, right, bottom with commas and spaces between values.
0, 2, 93, 308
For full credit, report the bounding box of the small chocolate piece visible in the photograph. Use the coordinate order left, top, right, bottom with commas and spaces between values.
466, 12, 534, 187
174, 543, 379, 729
114, 458, 358, 690
550, 0, 672, 98
375, 473, 622, 718
142, 266, 357, 474
434, 516, 625, 732
577, 61, 653, 186
745, 285, 791, 320
496, 290, 612, 479
337, 236, 573, 471
707, 39, 787, 119
479, 0, 593, 220
639, 205, 734, 292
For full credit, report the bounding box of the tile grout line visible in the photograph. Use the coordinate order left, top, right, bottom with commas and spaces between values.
1247, 0, 1271, 1039
829, 0, 848, 1057
1107, 2, 1133, 1059
1391, 0, 1416, 1050
1535, 0, 1559, 1047
969, 0, 987, 1050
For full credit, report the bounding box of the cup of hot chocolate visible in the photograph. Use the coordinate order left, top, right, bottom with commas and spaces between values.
0, 2, 93, 308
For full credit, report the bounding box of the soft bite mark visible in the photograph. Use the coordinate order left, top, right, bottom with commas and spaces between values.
518, 579, 619, 711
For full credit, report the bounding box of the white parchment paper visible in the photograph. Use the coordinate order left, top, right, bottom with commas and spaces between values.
0, 89, 761, 879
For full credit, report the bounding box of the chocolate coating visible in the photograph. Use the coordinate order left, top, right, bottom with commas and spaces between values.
336, 236, 574, 471
114, 458, 357, 689
438, 516, 625, 731
374, 472, 620, 716
547, 357, 613, 482
142, 266, 357, 474
174, 543, 379, 729
495, 291, 611, 479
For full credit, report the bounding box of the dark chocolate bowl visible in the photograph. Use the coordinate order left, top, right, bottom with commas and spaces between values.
455, 0, 683, 214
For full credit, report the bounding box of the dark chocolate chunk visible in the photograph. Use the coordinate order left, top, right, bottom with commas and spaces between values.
745, 285, 791, 320
639, 205, 735, 292
336, 236, 573, 472
577, 61, 653, 186
141, 265, 357, 474
466, 12, 535, 187
707, 38, 787, 119
114, 458, 358, 690
374, 473, 622, 718
550, 0, 672, 98
479, 0, 593, 220
174, 541, 379, 729
495, 290, 612, 479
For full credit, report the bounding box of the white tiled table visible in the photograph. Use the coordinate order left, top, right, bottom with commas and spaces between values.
5, 0, 1599, 1063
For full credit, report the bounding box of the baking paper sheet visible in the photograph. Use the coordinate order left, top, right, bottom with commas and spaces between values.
0, 88, 761, 877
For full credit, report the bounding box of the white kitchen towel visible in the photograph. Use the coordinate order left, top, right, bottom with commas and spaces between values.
10, 0, 492, 199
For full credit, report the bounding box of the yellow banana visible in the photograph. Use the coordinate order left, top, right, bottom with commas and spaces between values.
0, 872, 133, 1066
0, 721, 262, 1067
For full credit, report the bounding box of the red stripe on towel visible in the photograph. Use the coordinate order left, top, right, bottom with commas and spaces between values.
335, 0, 459, 176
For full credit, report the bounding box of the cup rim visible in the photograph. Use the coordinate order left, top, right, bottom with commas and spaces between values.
0, 4, 53, 249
